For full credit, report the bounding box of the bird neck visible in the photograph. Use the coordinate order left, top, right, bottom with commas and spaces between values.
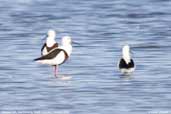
123, 52, 131, 64
46, 37, 56, 47
61, 44, 72, 56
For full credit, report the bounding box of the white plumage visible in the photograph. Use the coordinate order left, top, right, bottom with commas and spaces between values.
37, 50, 66, 65
35, 36, 72, 77
118, 45, 135, 75
41, 29, 58, 56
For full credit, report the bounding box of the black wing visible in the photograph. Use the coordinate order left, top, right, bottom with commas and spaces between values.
46, 43, 58, 52
34, 48, 63, 61
41, 43, 46, 55
41, 43, 59, 55
129, 59, 134, 68
119, 58, 134, 69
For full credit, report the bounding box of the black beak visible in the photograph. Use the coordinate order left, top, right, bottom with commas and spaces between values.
72, 41, 81, 46
42, 35, 48, 41
130, 50, 134, 55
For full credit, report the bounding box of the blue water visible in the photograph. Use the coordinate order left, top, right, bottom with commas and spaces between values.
0, 0, 171, 114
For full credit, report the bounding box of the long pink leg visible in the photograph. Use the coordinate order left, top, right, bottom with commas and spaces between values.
54, 65, 58, 78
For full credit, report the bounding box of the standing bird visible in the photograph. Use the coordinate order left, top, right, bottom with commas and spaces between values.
118, 45, 135, 75
34, 36, 72, 77
41, 29, 58, 56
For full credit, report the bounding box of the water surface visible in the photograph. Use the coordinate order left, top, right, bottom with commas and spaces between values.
0, 0, 171, 114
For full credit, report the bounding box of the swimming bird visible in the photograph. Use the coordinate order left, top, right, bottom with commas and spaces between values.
34, 36, 72, 77
118, 45, 135, 75
41, 29, 58, 56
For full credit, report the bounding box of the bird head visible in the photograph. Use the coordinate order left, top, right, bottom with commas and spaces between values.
62, 36, 72, 46
47, 29, 56, 39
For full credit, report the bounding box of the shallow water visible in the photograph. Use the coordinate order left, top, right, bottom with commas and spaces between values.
0, 0, 171, 114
